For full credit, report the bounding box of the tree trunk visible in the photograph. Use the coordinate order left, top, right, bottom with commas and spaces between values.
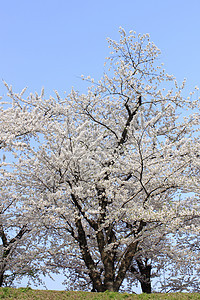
130, 258, 152, 293
104, 281, 115, 291
139, 266, 151, 294
136, 259, 152, 294
0, 272, 4, 287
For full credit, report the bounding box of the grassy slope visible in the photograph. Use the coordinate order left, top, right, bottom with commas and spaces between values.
0, 288, 200, 299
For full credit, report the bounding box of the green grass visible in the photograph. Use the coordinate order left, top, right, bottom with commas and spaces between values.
0, 288, 199, 299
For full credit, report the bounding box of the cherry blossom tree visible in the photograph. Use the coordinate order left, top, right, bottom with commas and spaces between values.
5, 28, 200, 292
0, 87, 60, 287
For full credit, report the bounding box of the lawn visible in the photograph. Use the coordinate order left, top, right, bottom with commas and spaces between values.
0, 288, 200, 299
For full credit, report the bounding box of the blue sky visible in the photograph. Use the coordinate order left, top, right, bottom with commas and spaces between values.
1, 0, 200, 292
1, 0, 200, 98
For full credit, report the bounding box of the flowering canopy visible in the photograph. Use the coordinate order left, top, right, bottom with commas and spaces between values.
0, 28, 200, 292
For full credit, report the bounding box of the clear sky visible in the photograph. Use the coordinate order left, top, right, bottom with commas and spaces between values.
1, 0, 200, 291
1, 0, 200, 97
